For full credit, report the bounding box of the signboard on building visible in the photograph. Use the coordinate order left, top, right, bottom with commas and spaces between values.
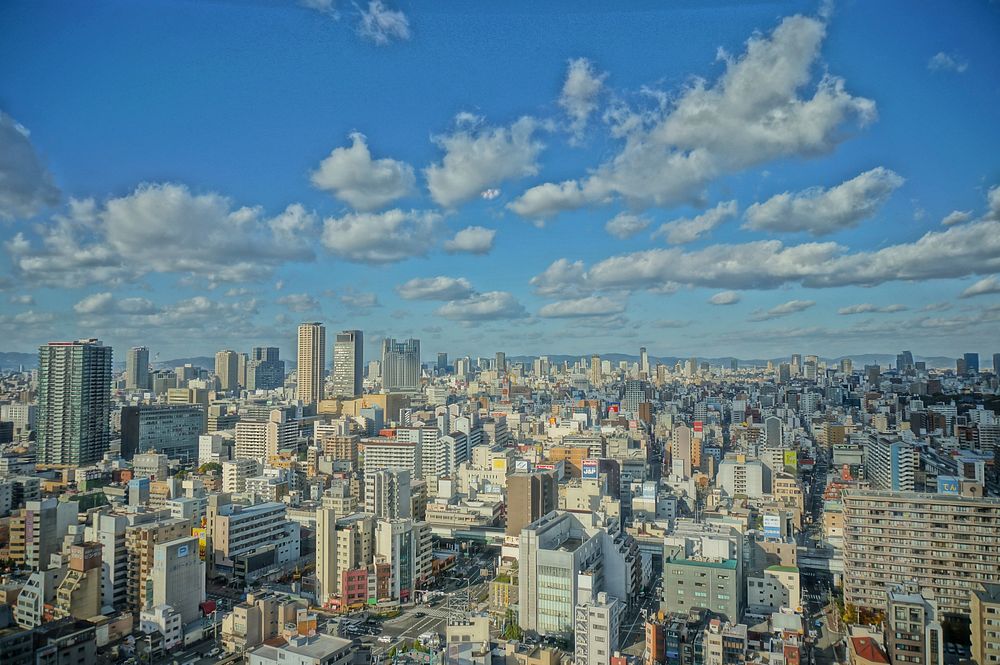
783, 450, 798, 468
693, 421, 703, 433
937, 476, 960, 495
763, 513, 781, 539
582, 459, 599, 479
491, 458, 508, 472
514, 459, 530, 473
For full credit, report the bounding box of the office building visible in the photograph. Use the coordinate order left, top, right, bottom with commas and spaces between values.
843, 489, 1000, 616
640, 347, 650, 376
375, 518, 432, 603
211, 501, 301, 579
591, 355, 602, 385
971, 583, 1000, 665
363, 439, 421, 479
125, 517, 192, 613
235, 409, 300, 461
382, 338, 421, 392
332, 330, 364, 397
315, 510, 375, 609
518, 511, 640, 636
247, 632, 357, 665
717, 457, 767, 498
121, 404, 203, 461
575, 592, 623, 665
37, 339, 113, 466
9, 497, 78, 570
437, 352, 448, 373
506, 472, 557, 536
885, 583, 943, 665
965, 352, 981, 374
297, 322, 327, 404
215, 350, 240, 392
52, 542, 103, 621
365, 468, 412, 519
125, 346, 150, 391
132, 452, 169, 480
151, 535, 204, 624
247, 347, 285, 391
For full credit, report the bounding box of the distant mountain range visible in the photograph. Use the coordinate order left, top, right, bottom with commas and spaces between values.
0, 350, 965, 372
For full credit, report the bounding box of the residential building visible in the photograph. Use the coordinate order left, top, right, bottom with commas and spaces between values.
297, 322, 327, 404
971, 583, 1000, 665
37, 339, 113, 466
843, 490, 1000, 616
365, 468, 412, 519
575, 592, 623, 665
374, 518, 432, 602
863, 434, 917, 492
885, 583, 943, 665
315, 510, 375, 609
52, 542, 103, 621
150, 535, 204, 624
216, 350, 240, 392
125, 346, 150, 391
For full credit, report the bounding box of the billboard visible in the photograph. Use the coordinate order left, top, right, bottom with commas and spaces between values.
608, 403, 620, 414
514, 459, 530, 473
536, 464, 555, 470
693, 421, 703, 433
582, 459, 599, 479
783, 450, 798, 468
492, 458, 508, 472
937, 476, 960, 495
763, 513, 781, 539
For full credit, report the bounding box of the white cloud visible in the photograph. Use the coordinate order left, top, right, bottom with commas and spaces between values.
652, 319, 691, 328
426, 116, 543, 208
529, 258, 587, 297
509, 15, 875, 219
837, 303, 908, 315
8, 294, 34, 305
941, 210, 972, 226
481, 188, 501, 200
960, 276, 1000, 299
6, 184, 316, 287
709, 291, 741, 305
559, 58, 607, 141
301, 0, 335, 13
749, 299, 815, 321
743, 168, 903, 235
310, 133, 414, 211
73, 292, 160, 315
542, 200, 1000, 294
436, 291, 526, 321
0, 111, 60, 220
397, 276, 474, 301
652, 200, 738, 244
538, 296, 625, 318
985, 186, 1000, 222
443, 226, 496, 254
277, 293, 320, 312
336, 288, 380, 313
321, 208, 440, 263
928, 52, 968, 74
358, 0, 410, 45
605, 212, 650, 239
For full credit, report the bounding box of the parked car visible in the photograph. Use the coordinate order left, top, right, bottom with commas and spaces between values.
378, 636, 393, 644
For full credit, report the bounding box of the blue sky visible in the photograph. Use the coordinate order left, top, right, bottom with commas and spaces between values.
1, 0, 999, 363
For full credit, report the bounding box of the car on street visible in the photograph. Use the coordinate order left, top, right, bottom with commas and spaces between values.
378, 636, 393, 644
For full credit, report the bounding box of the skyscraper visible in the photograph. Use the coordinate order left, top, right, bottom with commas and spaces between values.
37, 339, 113, 466
639, 346, 650, 376
381, 338, 420, 392
297, 322, 326, 403
591, 354, 602, 385
896, 350, 914, 372
246, 347, 284, 391
436, 352, 448, 373
214, 350, 240, 391
964, 352, 980, 374
125, 346, 150, 391
495, 351, 506, 373
332, 330, 364, 398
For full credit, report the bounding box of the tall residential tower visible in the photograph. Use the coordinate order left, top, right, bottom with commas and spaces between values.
297, 322, 326, 403
332, 330, 364, 397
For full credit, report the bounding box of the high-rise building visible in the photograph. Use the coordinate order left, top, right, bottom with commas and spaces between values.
436, 352, 448, 373
297, 322, 326, 403
150, 535, 205, 625
897, 350, 914, 372
246, 346, 284, 391
37, 339, 113, 466
120, 404, 203, 461
332, 330, 364, 397
506, 471, 557, 536
639, 347, 650, 376
375, 519, 433, 602
381, 338, 420, 393
885, 583, 943, 665
315, 510, 375, 609
591, 355, 602, 385
575, 592, 623, 665
863, 434, 916, 492
495, 351, 506, 373
365, 469, 412, 519
843, 489, 1000, 616
215, 350, 240, 392
971, 583, 1000, 665
965, 352, 981, 374
125, 346, 150, 391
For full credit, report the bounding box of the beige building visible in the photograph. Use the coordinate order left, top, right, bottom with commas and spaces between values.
843, 490, 1000, 616
52, 542, 103, 620
314, 510, 375, 609
125, 517, 192, 613
221, 591, 304, 653
296, 322, 326, 404
971, 583, 1000, 665
215, 350, 240, 392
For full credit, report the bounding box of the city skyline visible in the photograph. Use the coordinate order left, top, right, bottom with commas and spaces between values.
1, 1, 999, 359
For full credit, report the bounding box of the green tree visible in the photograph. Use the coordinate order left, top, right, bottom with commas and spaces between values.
198, 462, 223, 474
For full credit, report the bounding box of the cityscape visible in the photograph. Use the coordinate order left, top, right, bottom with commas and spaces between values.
1, 3, 1000, 665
